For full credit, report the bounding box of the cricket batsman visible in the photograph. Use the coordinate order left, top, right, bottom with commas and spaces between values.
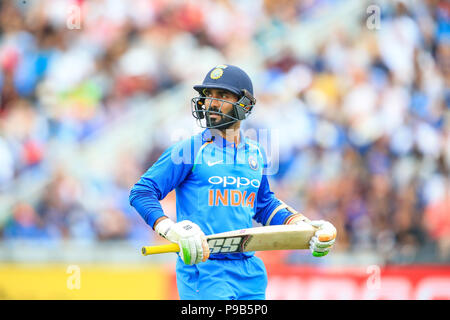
129, 64, 337, 300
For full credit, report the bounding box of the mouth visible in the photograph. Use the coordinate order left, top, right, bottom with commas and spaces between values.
209, 114, 222, 121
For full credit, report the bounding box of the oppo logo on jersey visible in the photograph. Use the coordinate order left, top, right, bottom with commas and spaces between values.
208, 176, 260, 188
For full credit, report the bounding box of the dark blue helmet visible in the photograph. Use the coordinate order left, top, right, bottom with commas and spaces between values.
191, 64, 256, 129
193, 64, 254, 96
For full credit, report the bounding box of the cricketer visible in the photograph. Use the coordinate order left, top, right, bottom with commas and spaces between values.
129, 64, 337, 300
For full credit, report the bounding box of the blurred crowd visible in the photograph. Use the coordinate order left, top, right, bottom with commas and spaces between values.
0, 0, 449, 264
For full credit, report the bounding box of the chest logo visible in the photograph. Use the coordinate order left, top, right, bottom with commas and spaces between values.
248, 155, 259, 170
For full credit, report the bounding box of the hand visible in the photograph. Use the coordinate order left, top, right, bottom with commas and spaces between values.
308, 220, 337, 257
155, 219, 210, 265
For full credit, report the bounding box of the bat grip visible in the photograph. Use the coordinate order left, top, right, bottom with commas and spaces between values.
141, 243, 180, 256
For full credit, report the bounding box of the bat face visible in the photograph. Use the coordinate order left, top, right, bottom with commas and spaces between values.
207, 235, 251, 254
205, 222, 317, 254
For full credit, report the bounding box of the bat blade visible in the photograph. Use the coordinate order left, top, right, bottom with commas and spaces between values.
207, 221, 316, 254
141, 221, 317, 256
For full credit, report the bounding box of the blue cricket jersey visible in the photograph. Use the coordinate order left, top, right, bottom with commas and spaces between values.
129, 128, 292, 259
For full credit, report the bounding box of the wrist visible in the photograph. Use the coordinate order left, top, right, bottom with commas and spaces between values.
154, 218, 175, 240
284, 213, 310, 225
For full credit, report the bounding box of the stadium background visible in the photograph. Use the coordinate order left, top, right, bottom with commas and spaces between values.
0, 0, 449, 299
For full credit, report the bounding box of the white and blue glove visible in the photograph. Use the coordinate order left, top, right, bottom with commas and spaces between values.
286, 214, 337, 257
308, 220, 337, 257
155, 218, 210, 265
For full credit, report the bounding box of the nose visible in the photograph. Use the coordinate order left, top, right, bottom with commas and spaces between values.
206, 97, 221, 110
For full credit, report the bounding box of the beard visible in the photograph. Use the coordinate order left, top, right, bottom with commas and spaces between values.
205, 107, 237, 130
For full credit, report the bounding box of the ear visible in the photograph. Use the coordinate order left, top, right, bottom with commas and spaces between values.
234, 89, 256, 120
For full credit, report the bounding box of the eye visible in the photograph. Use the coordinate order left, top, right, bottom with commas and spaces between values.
219, 92, 230, 99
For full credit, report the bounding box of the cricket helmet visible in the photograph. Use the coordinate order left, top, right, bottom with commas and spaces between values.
191, 64, 256, 129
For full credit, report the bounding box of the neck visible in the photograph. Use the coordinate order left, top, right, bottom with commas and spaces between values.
215, 122, 241, 145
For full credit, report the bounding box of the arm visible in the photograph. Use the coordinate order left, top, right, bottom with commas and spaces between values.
251, 143, 308, 226
129, 138, 209, 264
253, 175, 293, 226
129, 143, 191, 228
253, 174, 309, 226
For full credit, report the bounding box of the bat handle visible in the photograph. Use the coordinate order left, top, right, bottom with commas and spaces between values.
141, 243, 180, 256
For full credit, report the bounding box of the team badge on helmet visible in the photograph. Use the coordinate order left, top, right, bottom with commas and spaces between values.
210, 68, 224, 79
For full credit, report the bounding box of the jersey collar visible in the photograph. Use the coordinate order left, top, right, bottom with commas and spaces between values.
202, 128, 247, 149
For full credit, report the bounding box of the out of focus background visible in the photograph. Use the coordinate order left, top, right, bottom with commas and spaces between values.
0, 0, 449, 299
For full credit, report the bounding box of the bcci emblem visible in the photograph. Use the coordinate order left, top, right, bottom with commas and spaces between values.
210, 65, 227, 80
248, 155, 259, 170
210, 68, 224, 79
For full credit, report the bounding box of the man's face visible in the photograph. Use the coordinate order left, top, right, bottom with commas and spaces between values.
203, 88, 239, 129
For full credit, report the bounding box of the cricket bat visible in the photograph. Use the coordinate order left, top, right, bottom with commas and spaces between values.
141, 221, 317, 256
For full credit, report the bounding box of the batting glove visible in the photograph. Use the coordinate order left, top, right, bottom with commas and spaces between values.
308, 220, 337, 257
155, 219, 210, 265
